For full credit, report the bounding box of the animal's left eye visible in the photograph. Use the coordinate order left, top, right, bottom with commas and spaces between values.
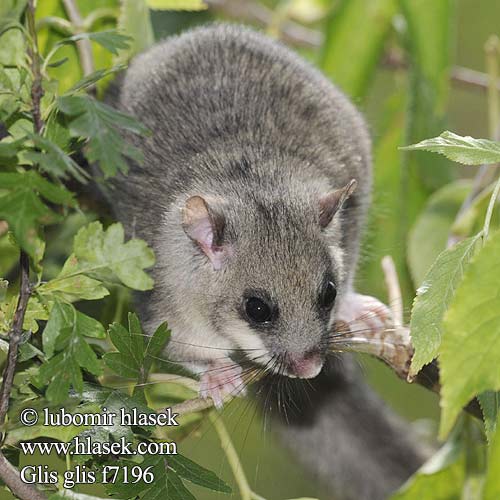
320, 281, 337, 309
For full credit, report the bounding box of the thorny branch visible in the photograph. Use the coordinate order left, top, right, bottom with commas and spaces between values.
0, 2, 47, 499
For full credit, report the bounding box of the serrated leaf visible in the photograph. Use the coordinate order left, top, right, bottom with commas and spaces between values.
72, 221, 154, 290
39, 301, 103, 403
440, 229, 500, 438
478, 391, 499, 444
40, 254, 109, 302
57, 94, 148, 177
403, 131, 500, 166
320, 0, 397, 100
408, 181, 472, 286
27, 133, 88, 182
409, 234, 481, 375
105, 314, 151, 382
168, 454, 231, 492
103, 352, 140, 378
146, 0, 207, 10
106, 455, 195, 499
40, 222, 155, 299
143, 322, 170, 374
43, 301, 105, 359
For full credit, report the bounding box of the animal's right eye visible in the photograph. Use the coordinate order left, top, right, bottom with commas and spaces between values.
244, 297, 273, 324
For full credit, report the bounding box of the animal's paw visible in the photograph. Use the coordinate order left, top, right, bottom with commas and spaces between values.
337, 292, 393, 336
199, 361, 246, 409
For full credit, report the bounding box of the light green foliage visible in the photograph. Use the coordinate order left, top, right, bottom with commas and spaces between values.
41, 221, 155, 298
146, 0, 207, 10
117, 0, 154, 59
409, 234, 481, 376
439, 230, 500, 438
321, 0, 397, 99
404, 131, 500, 166
408, 181, 472, 286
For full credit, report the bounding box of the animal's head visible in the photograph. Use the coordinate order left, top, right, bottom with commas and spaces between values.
181, 179, 356, 379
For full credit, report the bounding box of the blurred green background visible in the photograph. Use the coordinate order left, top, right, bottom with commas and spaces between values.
5, 0, 500, 499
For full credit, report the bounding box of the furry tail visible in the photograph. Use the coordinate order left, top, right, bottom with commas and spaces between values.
263, 356, 428, 500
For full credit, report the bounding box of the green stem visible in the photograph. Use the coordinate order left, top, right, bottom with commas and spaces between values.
486, 36, 500, 140
483, 175, 500, 240
209, 412, 267, 500
483, 36, 500, 241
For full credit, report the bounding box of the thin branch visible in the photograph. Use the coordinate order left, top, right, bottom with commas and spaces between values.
0, 3, 47, 499
381, 255, 403, 327
0, 253, 30, 427
62, 0, 94, 77
0, 453, 46, 500
209, 411, 266, 500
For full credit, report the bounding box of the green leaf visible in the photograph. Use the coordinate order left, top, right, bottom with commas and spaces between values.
40, 222, 155, 299
40, 301, 103, 403
61, 30, 132, 56
72, 221, 154, 289
390, 433, 465, 500
484, 414, 500, 500
117, 0, 154, 60
440, 229, 500, 438
40, 254, 109, 302
26, 133, 88, 182
408, 181, 472, 286
403, 131, 500, 166
0, 185, 58, 258
106, 456, 195, 499
57, 94, 148, 177
43, 301, 105, 359
143, 322, 170, 374
67, 64, 126, 94
103, 351, 140, 378
320, 0, 397, 100
146, 0, 207, 10
478, 391, 499, 444
168, 454, 231, 492
104, 313, 148, 379
409, 234, 481, 376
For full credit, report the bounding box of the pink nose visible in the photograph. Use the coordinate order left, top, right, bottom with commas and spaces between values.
287, 352, 323, 379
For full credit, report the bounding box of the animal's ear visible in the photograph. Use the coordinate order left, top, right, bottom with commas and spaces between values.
182, 195, 230, 270
319, 179, 357, 229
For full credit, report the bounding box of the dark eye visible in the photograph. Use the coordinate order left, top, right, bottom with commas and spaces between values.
245, 297, 272, 323
320, 281, 337, 309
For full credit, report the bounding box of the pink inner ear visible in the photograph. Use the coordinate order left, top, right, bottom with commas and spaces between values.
188, 217, 226, 270
183, 196, 229, 270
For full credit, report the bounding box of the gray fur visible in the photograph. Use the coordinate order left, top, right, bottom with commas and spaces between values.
104, 24, 425, 499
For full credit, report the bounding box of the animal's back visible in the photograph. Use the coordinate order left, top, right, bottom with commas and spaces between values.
110, 24, 371, 245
